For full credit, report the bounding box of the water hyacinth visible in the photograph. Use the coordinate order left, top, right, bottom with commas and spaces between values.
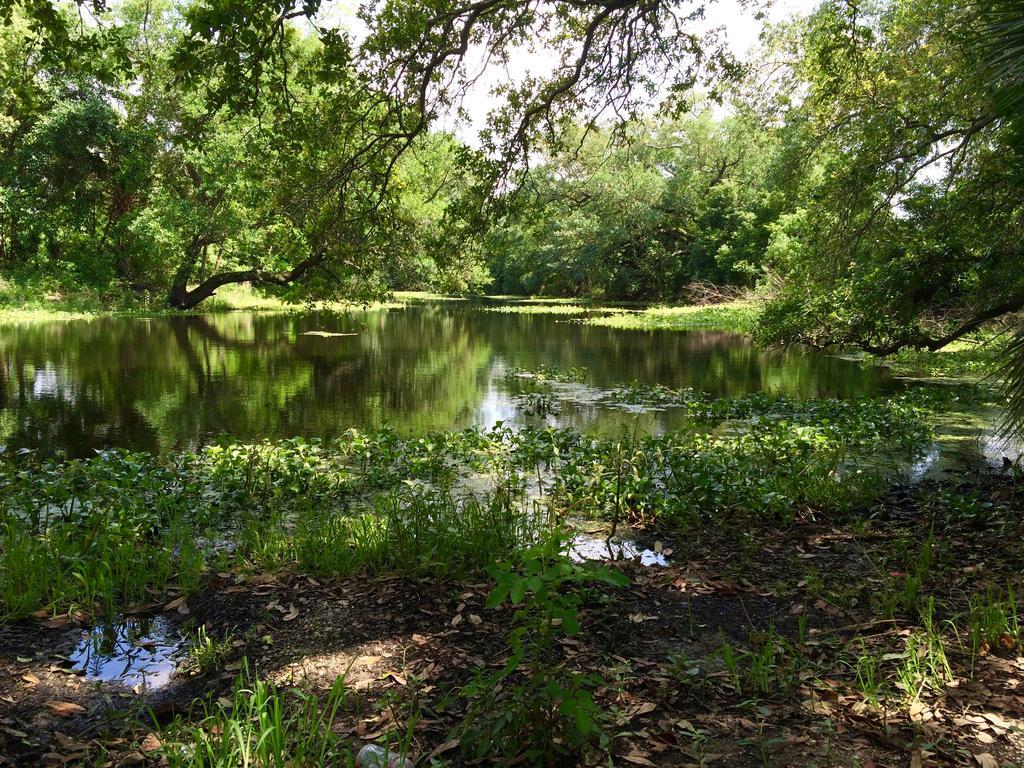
0, 390, 946, 619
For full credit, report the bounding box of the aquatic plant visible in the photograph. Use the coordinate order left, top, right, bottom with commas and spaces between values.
0, 387, 944, 618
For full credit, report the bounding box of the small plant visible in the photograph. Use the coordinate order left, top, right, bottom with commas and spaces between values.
896, 600, 952, 707
505, 364, 588, 383
718, 625, 800, 700
853, 642, 884, 709
458, 532, 629, 764
516, 391, 561, 417
158, 664, 354, 767
967, 585, 1020, 657
187, 625, 234, 675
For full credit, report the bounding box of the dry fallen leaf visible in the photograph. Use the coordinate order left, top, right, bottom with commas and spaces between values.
139, 733, 162, 753
975, 754, 998, 768
163, 595, 187, 612
45, 701, 86, 717
427, 738, 460, 760
622, 749, 656, 766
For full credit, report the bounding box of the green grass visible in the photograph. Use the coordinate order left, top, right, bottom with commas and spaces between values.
158, 667, 362, 768
0, 281, 460, 322
874, 330, 1011, 380
482, 303, 623, 316
582, 301, 760, 332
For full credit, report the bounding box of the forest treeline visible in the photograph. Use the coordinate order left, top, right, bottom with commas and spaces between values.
1, 0, 1022, 356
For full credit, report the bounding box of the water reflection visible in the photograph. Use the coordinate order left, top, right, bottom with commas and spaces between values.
0, 303, 895, 456
69, 615, 182, 690
570, 533, 670, 567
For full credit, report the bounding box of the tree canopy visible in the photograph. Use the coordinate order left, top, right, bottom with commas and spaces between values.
2, 0, 1023, 368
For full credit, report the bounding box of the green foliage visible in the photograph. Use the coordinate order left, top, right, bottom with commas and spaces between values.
966, 586, 1020, 656
755, 0, 1024, 358
505, 364, 589, 383
0, 3, 489, 309
459, 533, 629, 763
158, 667, 355, 767
187, 625, 234, 675
0, 387, 947, 618
485, 116, 774, 300
584, 301, 758, 332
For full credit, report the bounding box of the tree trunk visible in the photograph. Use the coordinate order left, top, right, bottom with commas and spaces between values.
167, 250, 327, 310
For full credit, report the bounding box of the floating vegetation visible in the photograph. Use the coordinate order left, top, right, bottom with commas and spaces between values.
515, 391, 561, 417
481, 303, 618, 316
504, 364, 588, 383
0, 384, 973, 619
581, 301, 759, 333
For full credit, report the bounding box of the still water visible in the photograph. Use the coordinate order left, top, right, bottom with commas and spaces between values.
0, 301, 895, 456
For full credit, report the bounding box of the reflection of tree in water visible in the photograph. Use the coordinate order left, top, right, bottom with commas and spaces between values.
460, 310, 892, 398
0, 304, 893, 456
70, 616, 181, 689
0, 306, 495, 455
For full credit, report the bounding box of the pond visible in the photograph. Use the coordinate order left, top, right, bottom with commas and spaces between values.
0, 300, 896, 456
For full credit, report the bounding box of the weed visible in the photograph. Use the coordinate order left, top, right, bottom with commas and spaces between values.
966, 585, 1020, 656
187, 625, 234, 675
458, 532, 629, 764
158, 665, 355, 767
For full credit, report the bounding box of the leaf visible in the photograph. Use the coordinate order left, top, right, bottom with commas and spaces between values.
622, 749, 656, 766
45, 701, 86, 717
975, 754, 998, 768
163, 595, 187, 612
485, 584, 509, 609
427, 738, 460, 759
562, 613, 580, 635
510, 579, 527, 604
21, 673, 40, 686
628, 701, 657, 717
140, 733, 162, 753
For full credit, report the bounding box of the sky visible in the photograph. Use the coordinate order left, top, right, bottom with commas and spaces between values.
324, 0, 820, 142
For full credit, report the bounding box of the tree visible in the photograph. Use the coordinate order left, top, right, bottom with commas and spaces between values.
484, 113, 774, 299
754, 0, 1024, 355
3, 0, 734, 307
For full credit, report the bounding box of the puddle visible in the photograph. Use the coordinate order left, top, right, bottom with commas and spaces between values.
569, 533, 670, 566
69, 615, 183, 690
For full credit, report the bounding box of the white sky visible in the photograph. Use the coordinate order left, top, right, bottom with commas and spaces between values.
323, 0, 820, 142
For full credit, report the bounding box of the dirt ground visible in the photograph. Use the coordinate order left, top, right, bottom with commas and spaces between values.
3, 472, 1024, 767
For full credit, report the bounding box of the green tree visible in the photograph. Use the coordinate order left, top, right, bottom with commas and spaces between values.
755, 0, 1024, 354
485, 112, 773, 299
